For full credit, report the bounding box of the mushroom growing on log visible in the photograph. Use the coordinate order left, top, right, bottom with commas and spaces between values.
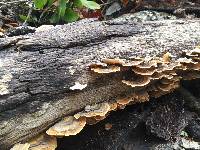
1, 13, 200, 150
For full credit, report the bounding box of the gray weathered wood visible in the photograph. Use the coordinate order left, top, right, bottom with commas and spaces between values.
1, 15, 200, 149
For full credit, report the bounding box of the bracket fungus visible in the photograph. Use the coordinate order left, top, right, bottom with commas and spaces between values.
9, 45, 200, 148
90, 66, 121, 74
132, 66, 156, 76
1, 16, 200, 150
81, 46, 200, 129
74, 103, 110, 119
116, 90, 149, 109
88, 47, 200, 107
73, 103, 114, 125
122, 76, 151, 88
11, 134, 57, 150
11, 144, 30, 150
46, 116, 86, 137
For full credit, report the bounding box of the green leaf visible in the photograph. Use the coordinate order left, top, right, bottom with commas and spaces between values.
84, 1, 100, 9
19, 15, 28, 21
50, 12, 60, 23
74, 0, 83, 8
47, 0, 55, 7
58, 0, 68, 18
80, 0, 100, 10
19, 15, 34, 23
34, 0, 48, 9
63, 8, 79, 22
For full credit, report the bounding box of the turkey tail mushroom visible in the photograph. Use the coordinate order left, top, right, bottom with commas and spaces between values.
46, 117, 86, 137
11, 134, 57, 150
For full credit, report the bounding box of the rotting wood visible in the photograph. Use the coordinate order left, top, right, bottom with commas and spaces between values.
1, 14, 200, 149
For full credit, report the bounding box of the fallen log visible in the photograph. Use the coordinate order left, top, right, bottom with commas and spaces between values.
1, 13, 200, 149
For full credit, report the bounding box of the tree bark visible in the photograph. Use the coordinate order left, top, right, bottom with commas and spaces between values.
0, 15, 200, 149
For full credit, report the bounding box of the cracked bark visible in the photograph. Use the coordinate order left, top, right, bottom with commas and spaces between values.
0, 15, 200, 149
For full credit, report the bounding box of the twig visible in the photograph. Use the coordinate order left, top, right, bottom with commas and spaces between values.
23, 2, 34, 26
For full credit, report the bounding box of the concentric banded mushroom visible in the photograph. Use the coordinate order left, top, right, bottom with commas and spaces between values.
2, 16, 200, 150
122, 76, 151, 88
91, 66, 121, 73
11, 134, 57, 150
11, 144, 30, 150
74, 103, 110, 119
46, 117, 86, 136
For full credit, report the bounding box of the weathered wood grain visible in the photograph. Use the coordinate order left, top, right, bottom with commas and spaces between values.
0, 15, 200, 149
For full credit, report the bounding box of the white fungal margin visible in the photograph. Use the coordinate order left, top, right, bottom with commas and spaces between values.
70, 82, 87, 90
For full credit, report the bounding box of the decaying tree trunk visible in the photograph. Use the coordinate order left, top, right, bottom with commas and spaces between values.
1, 14, 200, 149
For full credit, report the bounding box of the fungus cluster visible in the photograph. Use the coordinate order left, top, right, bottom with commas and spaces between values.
45, 47, 200, 140
11, 47, 200, 150
90, 47, 200, 104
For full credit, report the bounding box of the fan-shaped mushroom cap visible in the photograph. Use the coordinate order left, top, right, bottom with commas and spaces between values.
191, 47, 200, 55
85, 115, 107, 125
157, 82, 177, 92
74, 103, 110, 119
177, 58, 200, 70
28, 134, 57, 150
122, 76, 151, 88
117, 98, 131, 106
11, 134, 57, 150
108, 102, 118, 111
11, 143, 30, 150
117, 97, 131, 109
132, 66, 156, 76
149, 78, 179, 98
91, 66, 120, 73
46, 116, 86, 136
116, 90, 149, 109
